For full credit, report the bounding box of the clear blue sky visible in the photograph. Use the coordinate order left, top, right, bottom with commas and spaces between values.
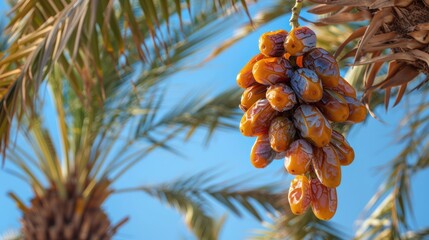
0, 1, 428, 240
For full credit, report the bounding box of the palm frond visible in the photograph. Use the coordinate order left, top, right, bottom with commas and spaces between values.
252, 202, 348, 240
108, 87, 243, 180
355, 89, 429, 239
115, 170, 284, 240
402, 227, 429, 240
0, 0, 253, 154
308, 0, 429, 109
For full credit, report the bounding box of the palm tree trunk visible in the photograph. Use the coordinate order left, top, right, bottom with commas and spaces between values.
21, 179, 126, 240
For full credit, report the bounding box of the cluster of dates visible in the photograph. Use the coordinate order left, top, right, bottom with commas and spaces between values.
237, 26, 367, 220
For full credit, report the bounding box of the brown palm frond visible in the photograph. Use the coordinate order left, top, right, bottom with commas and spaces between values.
309, 0, 429, 110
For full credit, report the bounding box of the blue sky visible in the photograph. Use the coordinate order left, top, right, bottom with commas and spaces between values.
1, 1, 429, 240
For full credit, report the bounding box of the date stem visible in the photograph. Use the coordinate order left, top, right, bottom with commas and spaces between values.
290, 0, 303, 29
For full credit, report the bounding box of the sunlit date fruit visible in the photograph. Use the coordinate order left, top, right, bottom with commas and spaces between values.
293, 105, 332, 147
288, 175, 311, 215
240, 84, 267, 111
330, 130, 355, 166
310, 178, 337, 221
237, 53, 265, 88
284, 26, 317, 56
240, 99, 278, 137
266, 84, 297, 112
344, 96, 367, 123
328, 77, 357, 98
259, 30, 288, 57
312, 145, 341, 188
291, 68, 323, 103
303, 48, 339, 88
284, 139, 313, 175
250, 135, 274, 168
315, 90, 350, 122
269, 117, 296, 152
252, 57, 293, 85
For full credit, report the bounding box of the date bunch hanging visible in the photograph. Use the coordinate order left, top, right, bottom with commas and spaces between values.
237, 25, 366, 220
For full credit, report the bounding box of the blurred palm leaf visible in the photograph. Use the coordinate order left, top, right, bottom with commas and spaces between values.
116, 171, 283, 240
355, 89, 429, 240
0, 0, 252, 154
252, 201, 348, 240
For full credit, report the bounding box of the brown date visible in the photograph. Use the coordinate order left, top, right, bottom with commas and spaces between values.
284, 139, 313, 175
269, 117, 296, 152
240, 84, 267, 111
252, 57, 293, 85
250, 135, 274, 168
284, 26, 317, 56
293, 105, 332, 147
312, 145, 341, 188
240, 99, 278, 137
290, 68, 323, 103
266, 84, 297, 112
344, 96, 367, 123
259, 30, 288, 57
315, 90, 350, 123
330, 130, 355, 166
288, 175, 311, 215
303, 48, 339, 88
328, 77, 357, 98
236, 53, 265, 88
310, 178, 337, 221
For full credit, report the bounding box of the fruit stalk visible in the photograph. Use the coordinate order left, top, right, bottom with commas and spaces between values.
290, 0, 303, 28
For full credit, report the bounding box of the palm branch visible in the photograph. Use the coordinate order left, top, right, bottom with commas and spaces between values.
307, 0, 429, 110
0, 0, 253, 154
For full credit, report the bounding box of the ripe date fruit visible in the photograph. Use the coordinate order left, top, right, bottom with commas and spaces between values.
240, 84, 267, 111
250, 135, 274, 168
330, 130, 355, 166
293, 105, 332, 147
344, 96, 367, 123
240, 99, 278, 137
266, 84, 297, 112
303, 48, 339, 88
312, 145, 341, 188
284, 26, 317, 56
291, 68, 323, 103
236, 26, 366, 221
269, 117, 296, 152
288, 175, 311, 215
284, 139, 313, 175
253, 57, 293, 85
310, 178, 337, 221
259, 30, 288, 57
328, 77, 357, 98
316, 90, 350, 122
237, 53, 265, 88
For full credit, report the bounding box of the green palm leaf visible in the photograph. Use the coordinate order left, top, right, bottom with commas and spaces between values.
115, 170, 283, 240
0, 0, 253, 154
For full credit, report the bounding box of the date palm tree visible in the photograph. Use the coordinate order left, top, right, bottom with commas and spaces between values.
0, 1, 290, 239
2, 0, 429, 239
